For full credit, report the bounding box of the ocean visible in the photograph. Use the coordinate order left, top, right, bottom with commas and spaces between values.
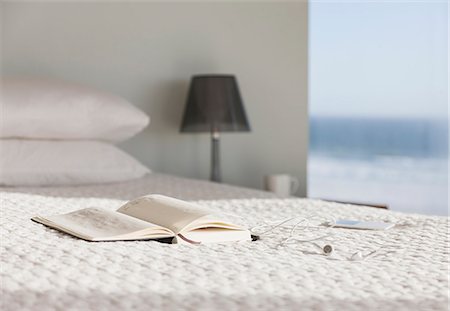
308, 117, 448, 216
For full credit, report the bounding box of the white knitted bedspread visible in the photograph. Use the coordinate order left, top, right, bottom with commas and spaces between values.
1, 192, 448, 311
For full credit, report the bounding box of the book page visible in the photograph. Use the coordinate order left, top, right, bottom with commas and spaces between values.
176, 228, 251, 244
181, 215, 247, 232
33, 207, 173, 241
117, 195, 212, 234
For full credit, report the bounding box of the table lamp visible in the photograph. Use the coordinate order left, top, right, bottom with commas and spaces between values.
180, 75, 251, 182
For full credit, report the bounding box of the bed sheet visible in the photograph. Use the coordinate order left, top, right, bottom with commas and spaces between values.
1, 191, 448, 311
0, 173, 276, 200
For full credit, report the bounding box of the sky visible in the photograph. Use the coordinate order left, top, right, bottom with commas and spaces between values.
309, 1, 448, 119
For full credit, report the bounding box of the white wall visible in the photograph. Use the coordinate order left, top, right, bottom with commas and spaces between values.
1, 2, 308, 195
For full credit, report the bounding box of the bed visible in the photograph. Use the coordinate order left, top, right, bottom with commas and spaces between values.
1, 174, 448, 311
1, 78, 448, 310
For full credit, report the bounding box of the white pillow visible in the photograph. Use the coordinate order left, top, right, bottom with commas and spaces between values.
0, 77, 150, 142
0, 140, 150, 186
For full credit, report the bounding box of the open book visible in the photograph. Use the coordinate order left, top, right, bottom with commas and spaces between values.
32, 194, 251, 244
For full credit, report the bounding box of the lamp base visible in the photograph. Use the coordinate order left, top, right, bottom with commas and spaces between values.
210, 131, 221, 182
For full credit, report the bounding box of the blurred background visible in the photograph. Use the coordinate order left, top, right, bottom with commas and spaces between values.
308, 1, 448, 216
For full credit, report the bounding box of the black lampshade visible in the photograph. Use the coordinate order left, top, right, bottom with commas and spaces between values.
180, 75, 251, 133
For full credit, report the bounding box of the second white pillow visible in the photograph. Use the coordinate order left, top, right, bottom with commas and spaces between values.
0, 140, 150, 186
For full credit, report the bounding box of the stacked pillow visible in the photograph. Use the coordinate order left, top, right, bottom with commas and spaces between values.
0, 77, 151, 186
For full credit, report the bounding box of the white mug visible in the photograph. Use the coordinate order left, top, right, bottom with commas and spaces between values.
264, 174, 299, 197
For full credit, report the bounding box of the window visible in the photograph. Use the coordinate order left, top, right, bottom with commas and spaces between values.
308, 1, 448, 215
